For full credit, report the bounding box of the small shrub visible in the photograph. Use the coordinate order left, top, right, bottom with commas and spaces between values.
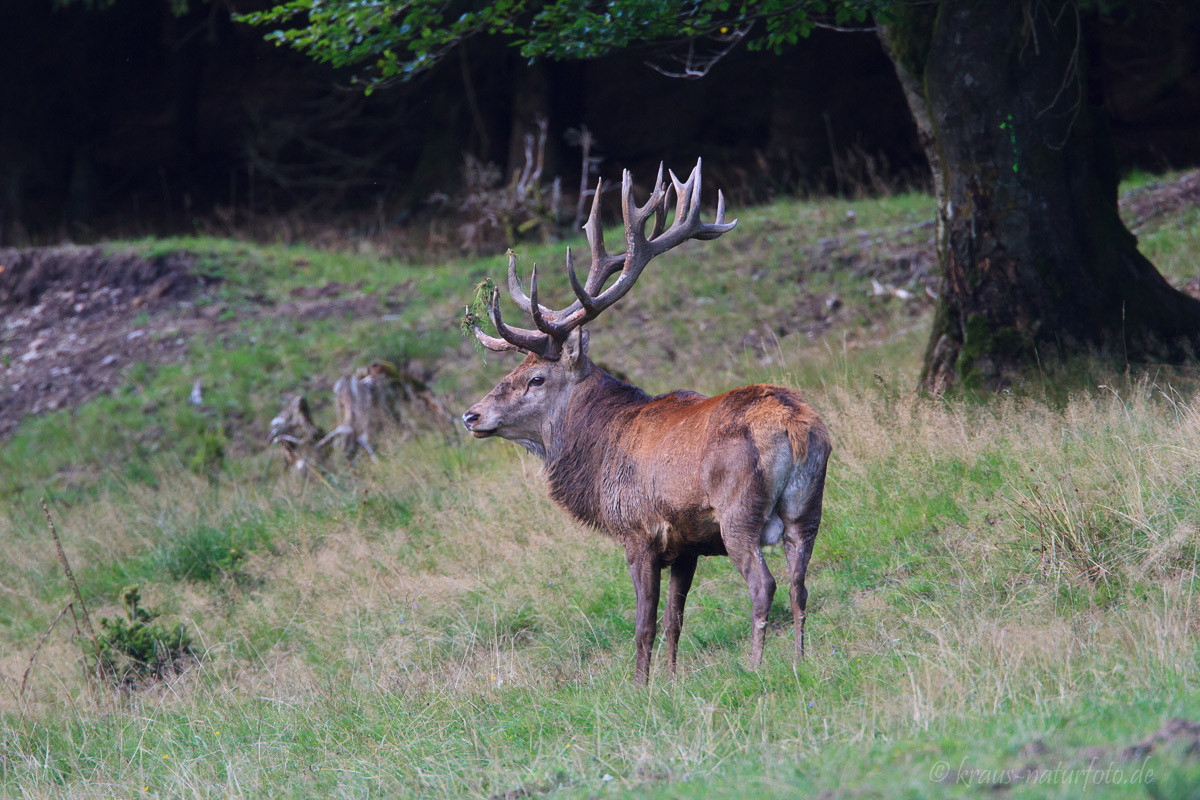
91, 585, 194, 686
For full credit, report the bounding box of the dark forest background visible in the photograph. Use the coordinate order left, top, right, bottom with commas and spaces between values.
2, 0, 1199, 245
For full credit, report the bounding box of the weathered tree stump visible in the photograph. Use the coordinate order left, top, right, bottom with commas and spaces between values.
268, 361, 455, 473
316, 364, 401, 461
267, 396, 325, 473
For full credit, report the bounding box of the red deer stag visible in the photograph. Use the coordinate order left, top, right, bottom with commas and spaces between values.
462, 161, 831, 683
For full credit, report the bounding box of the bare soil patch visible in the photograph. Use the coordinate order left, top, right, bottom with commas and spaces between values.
0, 246, 389, 438
0, 246, 215, 437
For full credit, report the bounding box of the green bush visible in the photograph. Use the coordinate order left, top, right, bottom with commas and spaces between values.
91, 585, 194, 686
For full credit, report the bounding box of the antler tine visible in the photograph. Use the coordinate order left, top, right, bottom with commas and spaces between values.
467, 305, 518, 353
527, 262, 559, 336
487, 287, 553, 356
581, 177, 627, 294
650, 158, 737, 253
620, 169, 638, 254
614, 164, 667, 286
671, 159, 703, 232
651, 166, 671, 239
668, 167, 691, 227
652, 161, 665, 210
688, 158, 703, 221
469, 161, 735, 359
622, 164, 667, 233
643, 163, 666, 221
581, 177, 607, 291
506, 250, 534, 314
693, 188, 737, 240
566, 246, 597, 313
472, 323, 518, 353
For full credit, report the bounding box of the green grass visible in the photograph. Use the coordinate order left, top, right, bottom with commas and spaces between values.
3, 180, 1200, 798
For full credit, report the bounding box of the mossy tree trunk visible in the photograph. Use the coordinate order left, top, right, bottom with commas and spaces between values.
880, 1, 1200, 391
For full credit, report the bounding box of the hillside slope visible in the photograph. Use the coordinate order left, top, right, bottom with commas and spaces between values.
2, 179, 1200, 798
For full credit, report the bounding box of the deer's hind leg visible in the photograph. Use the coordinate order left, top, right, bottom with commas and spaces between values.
782, 525, 815, 660
708, 440, 777, 667
780, 445, 829, 660
719, 511, 777, 668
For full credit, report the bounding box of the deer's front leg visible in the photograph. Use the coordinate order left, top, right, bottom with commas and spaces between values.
627, 547, 661, 685
663, 553, 698, 677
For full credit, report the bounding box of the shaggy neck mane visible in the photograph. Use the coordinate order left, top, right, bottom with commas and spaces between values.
543, 368, 649, 528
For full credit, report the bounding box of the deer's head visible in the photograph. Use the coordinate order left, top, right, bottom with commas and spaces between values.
461, 160, 736, 456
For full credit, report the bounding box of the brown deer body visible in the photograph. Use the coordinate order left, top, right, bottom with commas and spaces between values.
462, 162, 831, 683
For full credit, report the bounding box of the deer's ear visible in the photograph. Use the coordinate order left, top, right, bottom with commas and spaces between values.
562, 328, 589, 372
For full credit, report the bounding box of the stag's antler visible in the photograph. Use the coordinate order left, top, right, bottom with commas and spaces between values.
467, 159, 737, 359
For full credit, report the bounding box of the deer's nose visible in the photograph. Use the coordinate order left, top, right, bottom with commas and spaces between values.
462, 410, 481, 428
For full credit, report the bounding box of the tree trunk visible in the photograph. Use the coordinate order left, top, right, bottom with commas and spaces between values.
880, 1, 1200, 391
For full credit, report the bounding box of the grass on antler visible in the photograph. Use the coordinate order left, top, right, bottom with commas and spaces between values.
460, 276, 497, 348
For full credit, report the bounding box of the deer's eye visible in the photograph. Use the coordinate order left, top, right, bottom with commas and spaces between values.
528, 376, 545, 387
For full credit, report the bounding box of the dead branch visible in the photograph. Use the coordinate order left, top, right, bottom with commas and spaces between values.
41, 498, 100, 691
20, 602, 74, 697
41, 499, 96, 645
645, 25, 753, 80
430, 116, 565, 253
566, 126, 602, 230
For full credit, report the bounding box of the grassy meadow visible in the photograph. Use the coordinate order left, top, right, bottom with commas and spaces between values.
2, 182, 1200, 798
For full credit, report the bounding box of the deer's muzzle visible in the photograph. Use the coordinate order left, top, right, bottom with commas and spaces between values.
462, 408, 498, 438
